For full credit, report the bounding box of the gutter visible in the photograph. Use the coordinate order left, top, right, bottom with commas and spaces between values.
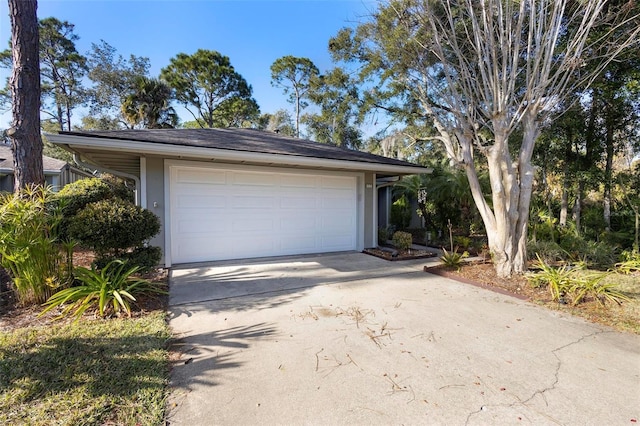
72, 154, 142, 206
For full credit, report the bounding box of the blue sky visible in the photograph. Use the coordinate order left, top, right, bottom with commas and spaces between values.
0, 0, 376, 129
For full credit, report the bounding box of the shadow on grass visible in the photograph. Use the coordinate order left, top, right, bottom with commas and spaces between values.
0, 321, 168, 405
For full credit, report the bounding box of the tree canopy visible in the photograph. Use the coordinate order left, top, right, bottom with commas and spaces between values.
160, 49, 258, 128
270, 56, 319, 137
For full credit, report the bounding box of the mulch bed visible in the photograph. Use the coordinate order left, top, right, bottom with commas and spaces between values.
363, 247, 438, 261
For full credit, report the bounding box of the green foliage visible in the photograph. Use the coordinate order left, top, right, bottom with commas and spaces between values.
69, 199, 160, 257
41, 260, 166, 320
453, 236, 472, 249
616, 250, 640, 274
440, 248, 468, 271
270, 56, 319, 137
0, 186, 69, 305
392, 231, 413, 251
121, 76, 177, 129
100, 174, 135, 203
95, 246, 162, 274
86, 40, 150, 124
527, 255, 576, 302
527, 240, 568, 264
160, 49, 257, 128
390, 195, 411, 230
302, 67, 362, 149
378, 226, 390, 243
55, 177, 113, 216
528, 256, 631, 306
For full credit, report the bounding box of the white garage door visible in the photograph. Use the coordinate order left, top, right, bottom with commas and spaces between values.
168, 163, 358, 264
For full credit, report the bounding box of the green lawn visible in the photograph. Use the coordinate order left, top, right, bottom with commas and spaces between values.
0, 311, 170, 425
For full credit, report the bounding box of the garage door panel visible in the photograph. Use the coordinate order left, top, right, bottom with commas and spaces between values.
232, 171, 279, 186
176, 194, 227, 209
176, 216, 229, 234
170, 165, 358, 264
232, 216, 274, 232
176, 168, 227, 185
231, 195, 277, 209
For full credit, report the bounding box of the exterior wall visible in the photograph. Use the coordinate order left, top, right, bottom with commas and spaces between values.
364, 172, 375, 248
144, 156, 166, 264
152, 157, 381, 266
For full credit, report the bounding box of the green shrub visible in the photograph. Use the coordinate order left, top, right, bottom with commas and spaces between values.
392, 231, 413, 251
527, 240, 568, 263
41, 260, 166, 320
55, 178, 113, 216
0, 186, 70, 305
95, 246, 162, 273
69, 199, 160, 257
453, 235, 472, 249
100, 174, 135, 203
390, 196, 411, 230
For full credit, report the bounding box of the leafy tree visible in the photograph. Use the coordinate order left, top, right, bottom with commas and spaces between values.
6, 0, 43, 189
121, 76, 178, 129
210, 96, 260, 128
38, 17, 87, 131
303, 67, 362, 149
270, 56, 319, 137
160, 49, 257, 128
258, 109, 296, 136
85, 40, 150, 129
1, 17, 87, 133
331, 0, 640, 277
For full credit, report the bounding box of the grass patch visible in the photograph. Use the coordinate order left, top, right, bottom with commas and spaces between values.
0, 311, 170, 425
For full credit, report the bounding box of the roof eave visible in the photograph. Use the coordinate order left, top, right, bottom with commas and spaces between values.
46, 133, 431, 176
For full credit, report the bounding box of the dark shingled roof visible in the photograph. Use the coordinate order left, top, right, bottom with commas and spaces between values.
0, 144, 67, 171
60, 128, 423, 169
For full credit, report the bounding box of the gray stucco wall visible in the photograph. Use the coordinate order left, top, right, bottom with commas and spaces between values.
364, 172, 375, 248
144, 156, 166, 264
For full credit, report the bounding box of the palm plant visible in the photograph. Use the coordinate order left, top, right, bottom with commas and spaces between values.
0, 185, 69, 305
121, 76, 178, 129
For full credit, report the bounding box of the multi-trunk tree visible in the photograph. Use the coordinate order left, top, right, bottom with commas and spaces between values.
331, 0, 639, 277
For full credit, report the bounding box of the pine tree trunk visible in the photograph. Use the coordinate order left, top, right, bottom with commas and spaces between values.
7, 0, 44, 191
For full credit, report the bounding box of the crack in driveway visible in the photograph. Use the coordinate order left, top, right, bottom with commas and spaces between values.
465, 328, 609, 425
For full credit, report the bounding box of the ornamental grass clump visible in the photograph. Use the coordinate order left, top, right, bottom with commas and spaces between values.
527, 255, 631, 306
0, 185, 71, 305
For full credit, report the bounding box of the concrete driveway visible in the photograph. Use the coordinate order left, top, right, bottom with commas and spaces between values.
166, 252, 640, 425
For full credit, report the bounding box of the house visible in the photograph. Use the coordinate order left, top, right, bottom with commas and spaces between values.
47, 128, 430, 267
0, 144, 90, 192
